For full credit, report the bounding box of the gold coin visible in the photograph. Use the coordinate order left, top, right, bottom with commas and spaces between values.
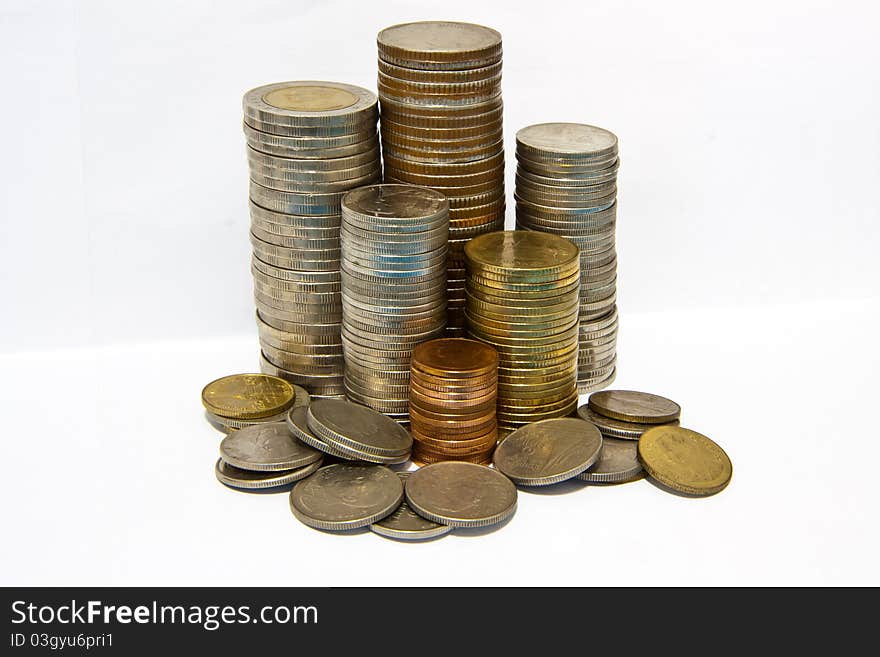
201, 374, 295, 420
638, 426, 732, 496
465, 230, 579, 277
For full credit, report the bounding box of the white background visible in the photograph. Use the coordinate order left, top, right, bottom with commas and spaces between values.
0, 0, 878, 586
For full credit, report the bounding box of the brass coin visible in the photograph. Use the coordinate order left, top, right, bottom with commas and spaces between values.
588, 390, 681, 424
638, 426, 732, 496
201, 373, 295, 420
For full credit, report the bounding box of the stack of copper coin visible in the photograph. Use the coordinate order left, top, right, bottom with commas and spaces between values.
376, 21, 506, 336
464, 231, 581, 435
409, 338, 499, 465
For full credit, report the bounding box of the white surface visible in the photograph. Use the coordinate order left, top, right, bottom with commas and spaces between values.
1, 1, 879, 585
1, 299, 878, 586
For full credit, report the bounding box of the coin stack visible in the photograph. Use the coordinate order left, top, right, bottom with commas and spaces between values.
340, 184, 449, 422
514, 123, 620, 393
577, 390, 681, 442
464, 231, 581, 434
377, 21, 506, 336
409, 338, 499, 465
243, 81, 381, 398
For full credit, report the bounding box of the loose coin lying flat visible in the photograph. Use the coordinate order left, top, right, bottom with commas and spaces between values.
576, 437, 642, 484
493, 417, 602, 486
214, 458, 322, 490
577, 404, 679, 440
289, 463, 404, 531
405, 462, 517, 527
201, 373, 295, 420
638, 426, 732, 496
588, 389, 681, 424
307, 398, 412, 457
370, 473, 453, 541
219, 422, 322, 472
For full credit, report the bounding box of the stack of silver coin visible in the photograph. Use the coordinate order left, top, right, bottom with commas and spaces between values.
340, 184, 449, 423
243, 81, 381, 398
514, 123, 619, 393
376, 21, 506, 337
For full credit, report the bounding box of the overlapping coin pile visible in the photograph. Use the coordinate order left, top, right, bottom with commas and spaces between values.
201, 373, 300, 433
409, 338, 498, 465
464, 231, 581, 434
377, 21, 506, 336
243, 81, 380, 398
340, 184, 449, 423
515, 123, 620, 393
577, 389, 681, 441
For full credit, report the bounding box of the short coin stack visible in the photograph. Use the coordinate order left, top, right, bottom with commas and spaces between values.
409, 338, 499, 465
243, 81, 380, 398
201, 373, 298, 433
577, 389, 681, 442
464, 231, 581, 434
377, 21, 506, 336
340, 184, 448, 422
515, 123, 620, 393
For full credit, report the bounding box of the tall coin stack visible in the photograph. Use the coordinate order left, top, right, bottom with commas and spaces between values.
514, 123, 619, 393
464, 231, 581, 435
340, 184, 449, 423
376, 21, 506, 337
409, 338, 499, 465
243, 81, 381, 398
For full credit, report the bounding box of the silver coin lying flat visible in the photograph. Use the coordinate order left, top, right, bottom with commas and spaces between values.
307, 398, 412, 457
214, 458, 322, 490
576, 437, 643, 484
220, 422, 322, 472
370, 472, 452, 541
286, 406, 352, 460
289, 463, 403, 531
405, 462, 517, 528
493, 417, 602, 486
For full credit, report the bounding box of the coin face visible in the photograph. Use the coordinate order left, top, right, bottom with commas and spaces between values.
638, 426, 732, 496
342, 183, 448, 219
405, 462, 516, 527
219, 422, 321, 472
493, 418, 602, 486
378, 21, 501, 60
588, 390, 681, 424
289, 463, 404, 530
307, 399, 412, 456
370, 473, 453, 540
263, 85, 358, 112
201, 374, 295, 420
214, 458, 322, 490
465, 230, 579, 273
576, 437, 642, 483
516, 123, 617, 157
412, 337, 498, 377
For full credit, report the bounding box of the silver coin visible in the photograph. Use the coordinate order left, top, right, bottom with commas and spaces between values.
219, 422, 322, 472
286, 406, 353, 459
576, 404, 679, 440
205, 408, 290, 432
405, 462, 517, 528
306, 399, 412, 457
493, 418, 602, 486
289, 462, 403, 531
515, 123, 618, 159
576, 437, 643, 484
215, 457, 322, 490
370, 473, 453, 540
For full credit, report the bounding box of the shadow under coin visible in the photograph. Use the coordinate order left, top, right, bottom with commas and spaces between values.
452, 514, 514, 538
644, 475, 728, 499
517, 478, 591, 496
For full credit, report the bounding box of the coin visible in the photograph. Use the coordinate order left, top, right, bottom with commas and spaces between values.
377, 21, 502, 69
306, 399, 412, 457
576, 437, 643, 484
219, 422, 322, 472
201, 373, 295, 420
289, 463, 404, 531
286, 406, 352, 460
588, 390, 681, 424
214, 458, 322, 490
493, 418, 602, 486
370, 473, 453, 541
576, 404, 679, 440
205, 408, 291, 433
405, 461, 516, 527
638, 426, 732, 496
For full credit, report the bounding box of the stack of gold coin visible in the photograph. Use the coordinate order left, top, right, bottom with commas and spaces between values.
409, 338, 499, 465
514, 123, 619, 393
464, 231, 581, 434
340, 184, 449, 423
243, 81, 381, 398
376, 21, 506, 337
